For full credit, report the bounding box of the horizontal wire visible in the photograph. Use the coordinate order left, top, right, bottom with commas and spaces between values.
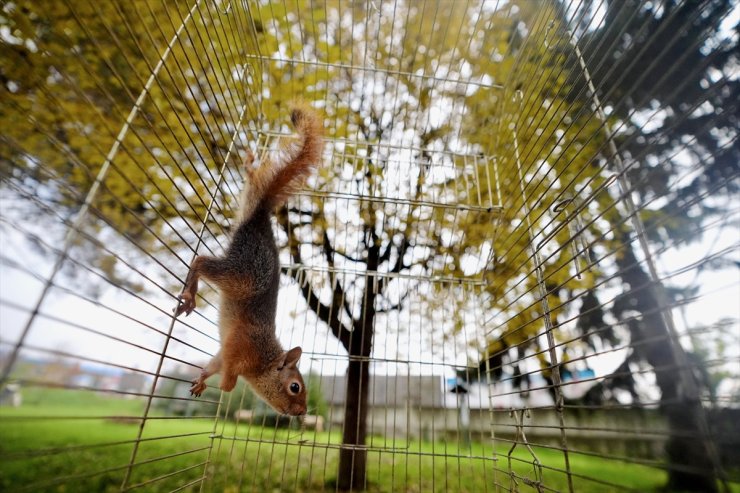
0, 339, 194, 385
0, 432, 214, 460
0, 103, 231, 322
488, 236, 740, 377
504, 453, 649, 493
502, 0, 603, 153
0, 124, 222, 270
261, 131, 496, 157
7, 174, 736, 476
3, 2, 737, 492
215, 434, 639, 493
0, 216, 220, 346
7, 19, 231, 250
508, 0, 713, 182
488, 69, 736, 310
489, 296, 739, 384
0, 267, 214, 369
81, 0, 241, 221
210, 435, 498, 460
282, 263, 487, 285
481, 147, 739, 339
168, 477, 206, 493
12, 379, 219, 405
487, 352, 739, 404
494, 391, 735, 414
504, 0, 651, 182
0, 296, 206, 371
4, 4, 728, 338
483, 109, 736, 325
487, 420, 735, 443
0, 415, 218, 422
154, 0, 248, 163
292, 188, 502, 213
488, 292, 740, 391
0, 174, 220, 317
489, 296, 740, 382
0, 156, 223, 341
298, 294, 736, 370
124, 462, 207, 491
15, 447, 210, 493
479, 177, 739, 356
131, 1, 243, 203
491, 433, 726, 479
0, 123, 221, 265
240, 51, 504, 89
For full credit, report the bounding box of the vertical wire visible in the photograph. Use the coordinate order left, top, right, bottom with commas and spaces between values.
198, 5, 265, 491
97, 1, 238, 229
510, 91, 574, 493
566, 27, 730, 492
198, 98, 262, 493
476, 282, 501, 491
64, 0, 224, 232
120, 4, 261, 487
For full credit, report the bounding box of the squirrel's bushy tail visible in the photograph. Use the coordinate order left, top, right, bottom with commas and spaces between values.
240, 104, 324, 221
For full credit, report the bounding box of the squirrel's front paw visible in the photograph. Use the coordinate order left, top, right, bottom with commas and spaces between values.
174, 292, 196, 317
190, 379, 207, 397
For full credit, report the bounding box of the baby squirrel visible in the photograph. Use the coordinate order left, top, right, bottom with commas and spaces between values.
175, 104, 324, 416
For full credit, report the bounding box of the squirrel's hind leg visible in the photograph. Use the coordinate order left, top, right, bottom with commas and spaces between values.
235, 149, 259, 224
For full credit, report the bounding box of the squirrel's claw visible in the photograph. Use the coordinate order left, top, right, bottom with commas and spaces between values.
190, 378, 207, 397
174, 293, 195, 317
244, 149, 255, 168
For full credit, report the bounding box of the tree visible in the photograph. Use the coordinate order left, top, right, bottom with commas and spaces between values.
461, 1, 737, 490
4, 1, 735, 490
3, 4, 498, 489
1, 0, 258, 290
569, 2, 737, 490
456, 0, 612, 390
249, 1, 504, 488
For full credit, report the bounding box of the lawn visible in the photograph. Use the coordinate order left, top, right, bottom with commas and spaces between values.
0, 389, 731, 492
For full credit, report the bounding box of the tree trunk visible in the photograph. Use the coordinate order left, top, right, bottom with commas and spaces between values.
616, 244, 718, 492
664, 405, 719, 492
337, 356, 371, 490
337, 236, 379, 491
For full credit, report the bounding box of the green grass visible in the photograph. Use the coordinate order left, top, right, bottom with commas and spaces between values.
0, 389, 734, 492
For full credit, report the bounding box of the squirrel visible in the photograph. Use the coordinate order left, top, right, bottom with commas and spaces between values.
175, 104, 324, 416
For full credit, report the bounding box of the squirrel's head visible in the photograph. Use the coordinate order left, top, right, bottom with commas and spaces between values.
254, 346, 307, 416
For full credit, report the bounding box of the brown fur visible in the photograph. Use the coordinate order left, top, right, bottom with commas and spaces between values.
237, 104, 324, 223
175, 105, 324, 416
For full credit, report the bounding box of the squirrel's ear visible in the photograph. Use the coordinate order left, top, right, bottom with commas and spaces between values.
275, 347, 302, 370
284, 346, 302, 369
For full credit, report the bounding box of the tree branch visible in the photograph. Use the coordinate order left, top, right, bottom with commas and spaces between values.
376, 289, 412, 314
277, 207, 353, 350
323, 230, 356, 322
289, 268, 352, 350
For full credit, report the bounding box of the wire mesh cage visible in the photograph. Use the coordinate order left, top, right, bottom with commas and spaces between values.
1, 1, 738, 492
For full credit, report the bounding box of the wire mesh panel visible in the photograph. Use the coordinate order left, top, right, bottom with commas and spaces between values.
1, 1, 738, 493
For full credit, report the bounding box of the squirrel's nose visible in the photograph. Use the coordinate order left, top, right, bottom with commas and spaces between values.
289, 403, 307, 416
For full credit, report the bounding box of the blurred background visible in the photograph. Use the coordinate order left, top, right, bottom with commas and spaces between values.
0, 1, 738, 492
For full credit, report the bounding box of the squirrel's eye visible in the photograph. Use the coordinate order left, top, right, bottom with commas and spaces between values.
289, 382, 300, 394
